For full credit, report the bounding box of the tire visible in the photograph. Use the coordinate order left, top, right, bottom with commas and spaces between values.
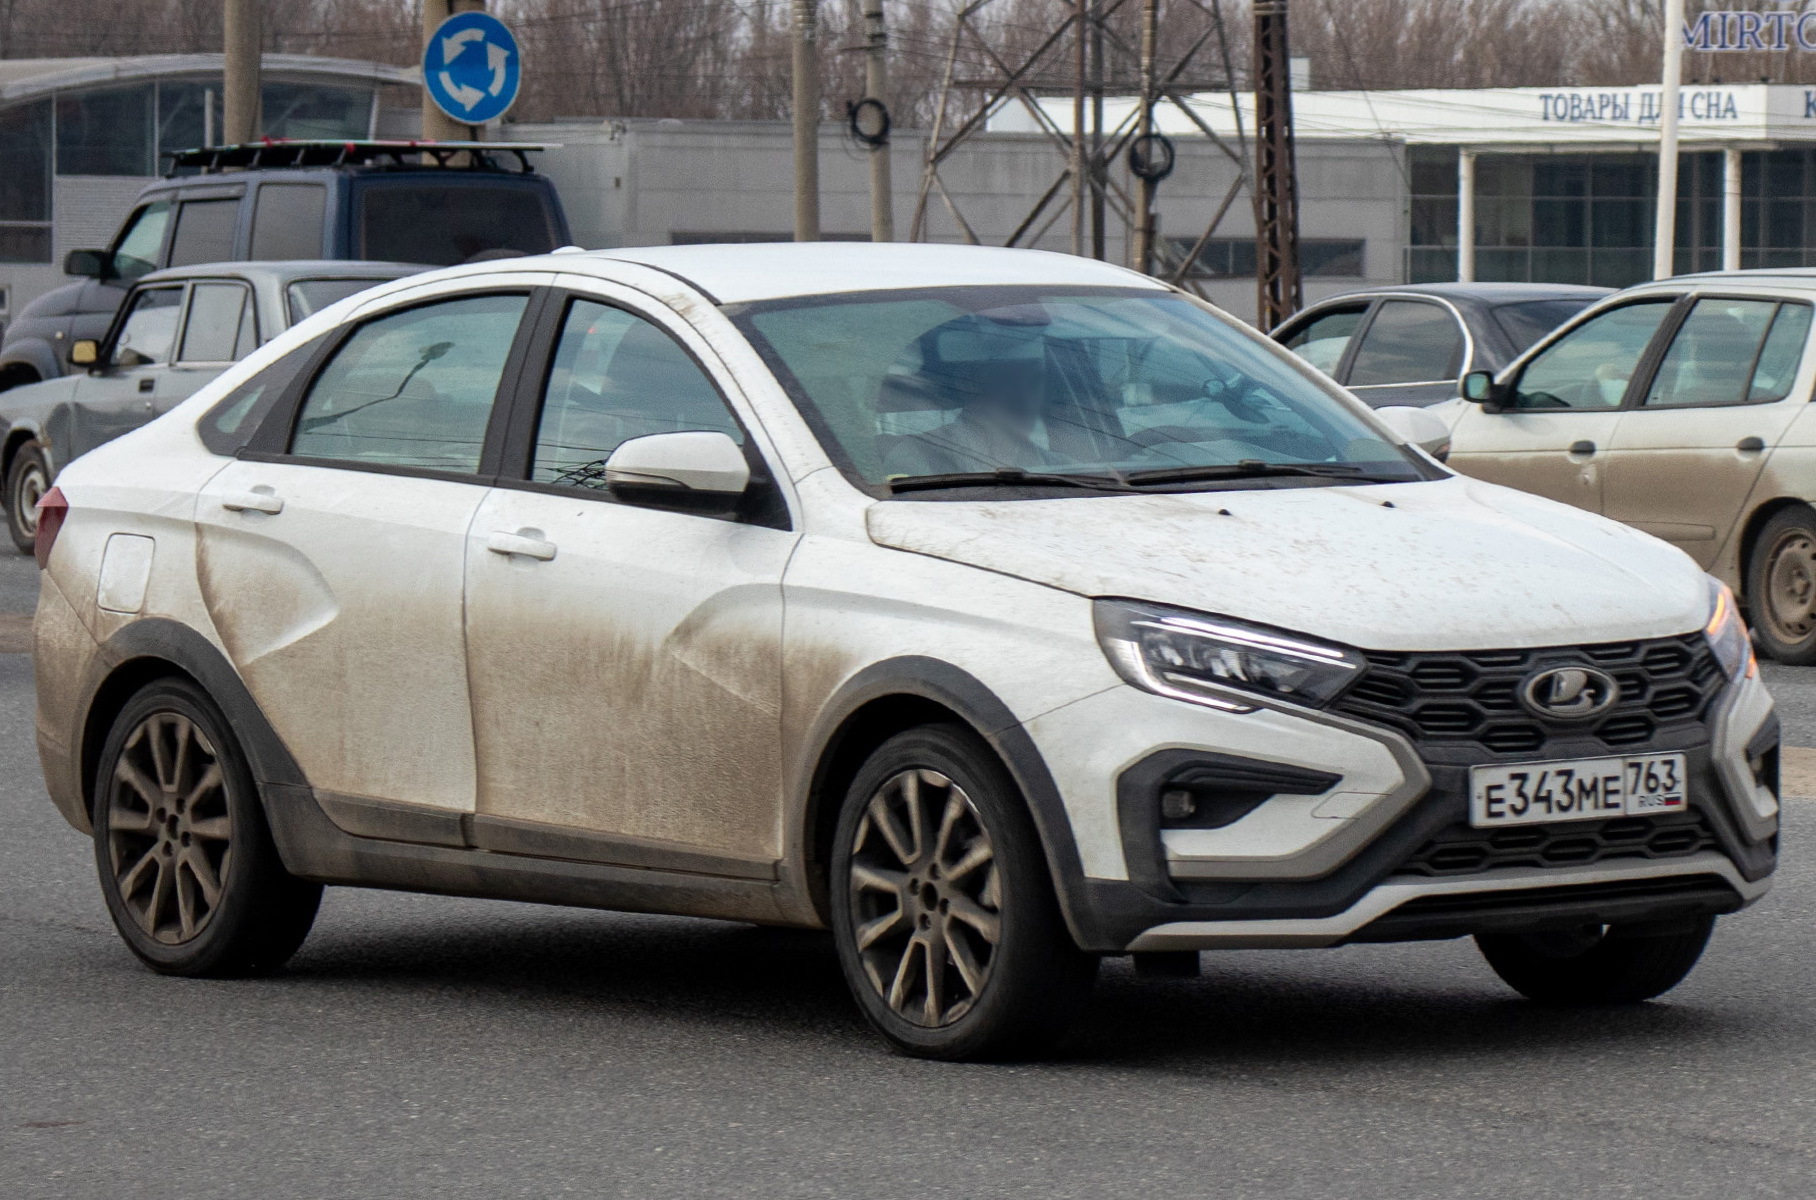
92, 678, 322, 977
830, 724, 1097, 1060
1476, 916, 1715, 1005
1747, 504, 1816, 664
5, 440, 49, 555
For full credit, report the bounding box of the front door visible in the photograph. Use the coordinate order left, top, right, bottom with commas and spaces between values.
1448, 297, 1678, 512
462, 290, 798, 873
66, 283, 185, 460
1603, 296, 1814, 567
195, 290, 531, 815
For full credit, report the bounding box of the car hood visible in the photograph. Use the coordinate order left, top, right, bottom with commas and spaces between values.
864, 476, 1708, 651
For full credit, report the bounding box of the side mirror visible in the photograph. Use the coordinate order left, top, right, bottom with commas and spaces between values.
1374, 405, 1453, 461
68, 339, 99, 367
1461, 369, 1500, 405
63, 249, 109, 279
604, 431, 751, 511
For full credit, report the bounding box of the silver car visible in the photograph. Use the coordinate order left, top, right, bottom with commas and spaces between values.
0, 260, 423, 551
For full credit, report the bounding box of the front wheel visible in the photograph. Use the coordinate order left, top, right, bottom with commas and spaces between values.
93, 678, 322, 977
5, 440, 49, 554
830, 725, 1097, 1060
1476, 917, 1715, 1005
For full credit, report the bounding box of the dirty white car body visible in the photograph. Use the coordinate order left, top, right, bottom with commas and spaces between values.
32, 244, 1781, 1059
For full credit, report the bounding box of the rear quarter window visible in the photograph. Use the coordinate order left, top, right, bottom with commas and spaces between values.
197, 334, 325, 456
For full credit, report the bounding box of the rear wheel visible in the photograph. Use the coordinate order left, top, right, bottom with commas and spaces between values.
5, 440, 49, 555
1748, 504, 1816, 663
1476, 917, 1715, 1005
830, 725, 1097, 1060
93, 678, 321, 977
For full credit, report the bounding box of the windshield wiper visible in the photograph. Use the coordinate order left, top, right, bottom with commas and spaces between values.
888, 468, 1137, 495
1124, 460, 1405, 487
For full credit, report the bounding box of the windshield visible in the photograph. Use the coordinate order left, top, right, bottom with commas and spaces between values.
357, 181, 558, 266
731, 286, 1427, 494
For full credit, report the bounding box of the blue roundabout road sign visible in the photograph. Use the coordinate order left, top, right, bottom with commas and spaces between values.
422, 11, 522, 126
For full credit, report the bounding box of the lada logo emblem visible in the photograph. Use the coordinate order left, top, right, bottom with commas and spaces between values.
1520, 666, 1619, 720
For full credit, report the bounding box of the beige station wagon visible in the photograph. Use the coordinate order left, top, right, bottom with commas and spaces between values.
1445, 270, 1816, 663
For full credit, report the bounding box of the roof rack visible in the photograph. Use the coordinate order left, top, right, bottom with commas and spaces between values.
163, 139, 552, 176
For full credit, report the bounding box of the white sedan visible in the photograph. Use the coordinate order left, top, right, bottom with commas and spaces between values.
29, 244, 1778, 1060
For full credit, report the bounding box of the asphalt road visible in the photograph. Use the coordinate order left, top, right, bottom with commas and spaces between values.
6, 550, 1816, 1199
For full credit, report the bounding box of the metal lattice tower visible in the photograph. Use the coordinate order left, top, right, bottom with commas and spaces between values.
910, 0, 1254, 294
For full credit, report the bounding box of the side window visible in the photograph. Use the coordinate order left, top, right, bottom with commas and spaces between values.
110, 200, 171, 281
111, 286, 184, 367
290, 294, 527, 472
166, 198, 239, 268
198, 333, 327, 456
177, 281, 254, 364
531, 298, 742, 490
1512, 300, 1674, 410
1346, 300, 1464, 386
1643, 299, 1813, 408
250, 184, 326, 260
1279, 304, 1366, 376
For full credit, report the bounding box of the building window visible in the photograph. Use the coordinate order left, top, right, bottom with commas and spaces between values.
260, 83, 373, 141
0, 99, 51, 263
56, 85, 153, 175
1168, 237, 1365, 279
157, 82, 221, 160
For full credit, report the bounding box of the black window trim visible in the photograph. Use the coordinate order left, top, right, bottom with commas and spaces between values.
237, 286, 551, 487
1628, 294, 1816, 412
487, 286, 793, 531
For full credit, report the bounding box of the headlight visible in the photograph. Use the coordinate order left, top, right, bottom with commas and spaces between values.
1094, 599, 1366, 713
1705, 577, 1755, 680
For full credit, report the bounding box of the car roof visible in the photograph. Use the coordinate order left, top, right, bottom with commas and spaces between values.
558, 243, 1165, 304
1666, 267, 1816, 290
139, 260, 429, 286
1304, 282, 1613, 309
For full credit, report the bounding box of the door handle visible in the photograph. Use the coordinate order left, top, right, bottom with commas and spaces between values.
486, 530, 557, 561
137, 378, 154, 393
1737, 436, 1766, 453
1569, 440, 1596, 456
219, 490, 283, 515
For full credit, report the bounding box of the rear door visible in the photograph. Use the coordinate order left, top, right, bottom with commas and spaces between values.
164, 278, 260, 410
1448, 297, 1678, 513
194, 283, 540, 817
1603, 295, 1814, 566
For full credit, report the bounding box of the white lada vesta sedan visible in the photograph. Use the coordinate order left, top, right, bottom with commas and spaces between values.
32, 244, 1779, 1060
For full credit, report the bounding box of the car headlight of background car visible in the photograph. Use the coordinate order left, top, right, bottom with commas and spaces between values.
1705, 577, 1756, 681
1094, 599, 1365, 713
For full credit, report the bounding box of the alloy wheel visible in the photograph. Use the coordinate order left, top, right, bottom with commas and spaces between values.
1763, 529, 1816, 641
848, 768, 1002, 1027
104, 712, 233, 945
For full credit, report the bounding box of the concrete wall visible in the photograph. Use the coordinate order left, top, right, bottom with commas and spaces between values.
517, 118, 1409, 326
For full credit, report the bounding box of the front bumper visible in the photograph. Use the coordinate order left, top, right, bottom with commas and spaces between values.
1028, 655, 1779, 953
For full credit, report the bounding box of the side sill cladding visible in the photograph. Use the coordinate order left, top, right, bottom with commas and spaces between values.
791, 656, 1099, 946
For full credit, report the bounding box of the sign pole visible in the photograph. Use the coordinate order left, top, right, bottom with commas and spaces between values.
222, 0, 261, 144
1653, 0, 1685, 280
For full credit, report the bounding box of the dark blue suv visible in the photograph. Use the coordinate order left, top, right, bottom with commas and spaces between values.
0, 140, 569, 391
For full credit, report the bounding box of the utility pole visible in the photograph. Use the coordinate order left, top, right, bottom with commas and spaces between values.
1653, 0, 1686, 279
222, 0, 261, 144
1252, 0, 1301, 328
792, 0, 822, 241
422, 0, 487, 141
861, 0, 893, 243
1131, 0, 1160, 273
1089, 0, 1105, 259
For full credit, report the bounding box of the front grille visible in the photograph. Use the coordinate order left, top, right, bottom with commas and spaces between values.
1331, 633, 1724, 760
1397, 810, 1718, 877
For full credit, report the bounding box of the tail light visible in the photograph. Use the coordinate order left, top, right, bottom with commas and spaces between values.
33, 486, 67, 570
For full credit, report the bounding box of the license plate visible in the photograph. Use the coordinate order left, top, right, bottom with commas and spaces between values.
1469, 753, 1687, 828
